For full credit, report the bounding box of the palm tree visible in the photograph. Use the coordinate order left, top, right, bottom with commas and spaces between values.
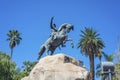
96, 53, 115, 80
6, 30, 22, 60
78, 27, 104, 80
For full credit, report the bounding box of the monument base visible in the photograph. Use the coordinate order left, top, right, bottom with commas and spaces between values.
22, 53, 89, 80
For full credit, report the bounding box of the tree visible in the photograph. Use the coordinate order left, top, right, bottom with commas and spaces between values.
115, 62, 120, 80
116, 39, 120, 62
78, 27, 104, 80
0, 51, 16, 80
96, 53, 115, 80
114, 40, 120, 80
6, 30, 22, 60
0, 50, 37, 80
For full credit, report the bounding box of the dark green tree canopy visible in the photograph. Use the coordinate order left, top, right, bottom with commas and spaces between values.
78, 27, 105, 57
7, 30, 22, 49
0, 51, 16, 80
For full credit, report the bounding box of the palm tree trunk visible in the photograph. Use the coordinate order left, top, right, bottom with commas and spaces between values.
89, 54, 95, 80
10, 48, 13, 60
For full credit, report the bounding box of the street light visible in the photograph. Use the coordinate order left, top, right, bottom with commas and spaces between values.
101, 61, 115, 80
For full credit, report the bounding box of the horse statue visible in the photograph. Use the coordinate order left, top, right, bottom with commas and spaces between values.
38, 17, 74, 60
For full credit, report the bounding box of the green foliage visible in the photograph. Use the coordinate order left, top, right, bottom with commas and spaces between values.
21, 61, 37, 77
0, 51, 37, 80
6, 30, 22, 49
102, 52, 115, 61
0, 51, 16, 80
12, 61, 37, 80
78, 27, 104, 56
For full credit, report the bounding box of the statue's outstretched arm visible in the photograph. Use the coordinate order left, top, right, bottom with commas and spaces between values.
50, 16, 54, 29
50, 16, 57, 31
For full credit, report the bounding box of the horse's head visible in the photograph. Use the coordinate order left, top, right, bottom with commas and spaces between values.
58, 23, 74, 33
66, 24, 74, 33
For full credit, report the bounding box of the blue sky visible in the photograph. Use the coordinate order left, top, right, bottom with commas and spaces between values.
0, 0, 120, 79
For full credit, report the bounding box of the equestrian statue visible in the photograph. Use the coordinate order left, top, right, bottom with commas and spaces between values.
38, 17, 74, 60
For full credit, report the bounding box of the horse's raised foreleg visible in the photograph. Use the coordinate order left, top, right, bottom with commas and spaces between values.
50, 50, 55, 55
65, 38, 74, 48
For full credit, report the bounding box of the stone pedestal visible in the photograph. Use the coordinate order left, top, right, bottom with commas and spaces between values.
22, 54, 89, 80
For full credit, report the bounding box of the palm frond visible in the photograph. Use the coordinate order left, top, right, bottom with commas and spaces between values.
108, 54, 115, 61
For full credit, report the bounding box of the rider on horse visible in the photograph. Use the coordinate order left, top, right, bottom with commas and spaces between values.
50, 17, 66, 47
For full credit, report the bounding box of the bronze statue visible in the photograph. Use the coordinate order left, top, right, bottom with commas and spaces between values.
38, 17, 74, 60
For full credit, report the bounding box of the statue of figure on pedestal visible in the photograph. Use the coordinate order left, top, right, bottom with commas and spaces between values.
38, 17, 74, 60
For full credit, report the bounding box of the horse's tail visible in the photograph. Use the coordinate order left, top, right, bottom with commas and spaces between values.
38, 45, 46, 60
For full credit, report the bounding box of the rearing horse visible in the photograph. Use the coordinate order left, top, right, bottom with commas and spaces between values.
38, 18, 74, 60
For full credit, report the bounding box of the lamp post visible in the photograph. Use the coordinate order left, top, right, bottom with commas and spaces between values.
101, 61, 115, 80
